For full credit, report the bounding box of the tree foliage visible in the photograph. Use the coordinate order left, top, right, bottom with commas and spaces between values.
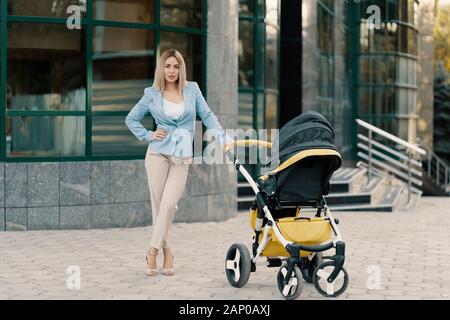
435, 3, 450, 72
433, 62, 450, 163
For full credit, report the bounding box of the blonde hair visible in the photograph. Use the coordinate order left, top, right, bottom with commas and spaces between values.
152, 49, 187, 95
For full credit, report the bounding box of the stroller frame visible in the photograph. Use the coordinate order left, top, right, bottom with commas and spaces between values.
224, 140, 348, 299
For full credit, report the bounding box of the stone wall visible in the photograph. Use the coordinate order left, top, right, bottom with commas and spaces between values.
1, 154, 238, 231
1, 162, 151, 231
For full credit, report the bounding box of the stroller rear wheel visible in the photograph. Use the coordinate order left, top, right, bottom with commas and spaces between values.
312, 261, 349, 297
225, 243, 251, 288
277, 265, 303, 300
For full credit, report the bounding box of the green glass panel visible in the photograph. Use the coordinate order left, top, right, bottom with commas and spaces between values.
160, 0, 202, 29
8, 0, 86, 17
92, 115, 153, 156
265, 93, 278, 131
265, 24, 277, 89
92, 26, 155, 112
93, 0, 155, 23
239, 0, 254, 15
7, 116, 85, 157
7, 23, 86, 111
160, 32, 203, 84
238, 21, 254, 87
238, 92, 253, 130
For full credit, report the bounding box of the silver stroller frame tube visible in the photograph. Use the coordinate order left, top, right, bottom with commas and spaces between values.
226, 149, 346, 283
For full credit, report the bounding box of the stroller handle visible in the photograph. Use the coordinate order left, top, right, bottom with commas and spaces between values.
223, 139, 272, 152
223, 140, 272, 194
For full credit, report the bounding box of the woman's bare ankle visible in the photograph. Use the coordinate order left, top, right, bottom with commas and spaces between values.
147, 247, 158, 268
162, 248, 173, 268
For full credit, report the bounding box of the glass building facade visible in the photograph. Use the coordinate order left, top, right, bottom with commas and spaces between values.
302, 0, 353, 159
238, 0, 280, 132
302, 0, 420, 160
0, 0, 206, 162
237, 0, 422, 165
1, 0, 422, 163
238, 0, 280, 177
357, 0, 419, 143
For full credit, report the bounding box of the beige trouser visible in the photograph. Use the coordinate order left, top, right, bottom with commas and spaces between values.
144, 147, 190, 250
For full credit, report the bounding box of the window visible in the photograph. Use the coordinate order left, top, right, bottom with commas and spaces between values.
160, 0, 203, 29
265, 25, 277, 89
319, 0, 334, 12
92, 26, 155, 112
238, 0, 280, 132
2, 0, 207, 160
317, 2, 334, 101
93, 0, 154, 24
7, 23, 86, 112
257, 93, 264, 130
92, 115, 153, 156
7, 0, 86, 17
387, 0, 398, 21
160, 32, 203, 84
238, 0, 280, 180
265, 94, 278, 134
238, 21, 254, 87
238, 92, 253, 130
356, 0, 418, 142
239, 0, 254, 15
7, 116, 85, 156
385, 22, 398, 52
256, 22, 265, 88
317, 4, 333, 54
359, 87, 373, 115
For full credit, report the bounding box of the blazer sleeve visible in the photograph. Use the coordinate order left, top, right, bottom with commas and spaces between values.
125, 88, 154, 143
194, 82, 233, 145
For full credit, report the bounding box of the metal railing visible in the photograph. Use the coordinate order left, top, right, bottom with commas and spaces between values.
420, 144, 450, 194
356, 119, 427, 205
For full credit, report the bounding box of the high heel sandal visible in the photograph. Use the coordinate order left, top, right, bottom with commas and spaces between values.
162, 248, 174, 276
145, 248, 158, 276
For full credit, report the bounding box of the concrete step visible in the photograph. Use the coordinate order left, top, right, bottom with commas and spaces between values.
330, 167, 367, 194
328, 183, 404, 212
327, 203, 395, 212
238, 192, 373, 211
238, 167, 369, 197
237, 196, 255, 211
237, 167, 401, 212
237, 182, 255, 197
324, 192, 371, 206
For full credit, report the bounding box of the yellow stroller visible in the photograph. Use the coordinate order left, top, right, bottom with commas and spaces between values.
224, 112, 349, 300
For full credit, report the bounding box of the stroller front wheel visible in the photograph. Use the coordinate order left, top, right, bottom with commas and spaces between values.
225, 243, 251, 288
312, 261, 349, 297
277, 265, 303, 300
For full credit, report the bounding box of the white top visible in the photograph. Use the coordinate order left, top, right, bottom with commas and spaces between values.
163, 98, 184, 120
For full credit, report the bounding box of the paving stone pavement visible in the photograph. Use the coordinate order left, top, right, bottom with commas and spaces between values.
0, 197, 449, 300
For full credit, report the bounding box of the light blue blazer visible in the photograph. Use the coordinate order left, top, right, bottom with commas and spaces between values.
125, 81, 231, 157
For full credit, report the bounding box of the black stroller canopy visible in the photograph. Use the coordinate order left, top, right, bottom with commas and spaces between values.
263, 111, 342, 203
268, 111, 339, 168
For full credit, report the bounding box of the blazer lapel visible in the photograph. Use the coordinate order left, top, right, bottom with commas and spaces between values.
153, 90, 177, 125
176, 85, 191, 123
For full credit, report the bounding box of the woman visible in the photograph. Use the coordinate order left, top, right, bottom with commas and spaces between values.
125, 49, 232, 276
